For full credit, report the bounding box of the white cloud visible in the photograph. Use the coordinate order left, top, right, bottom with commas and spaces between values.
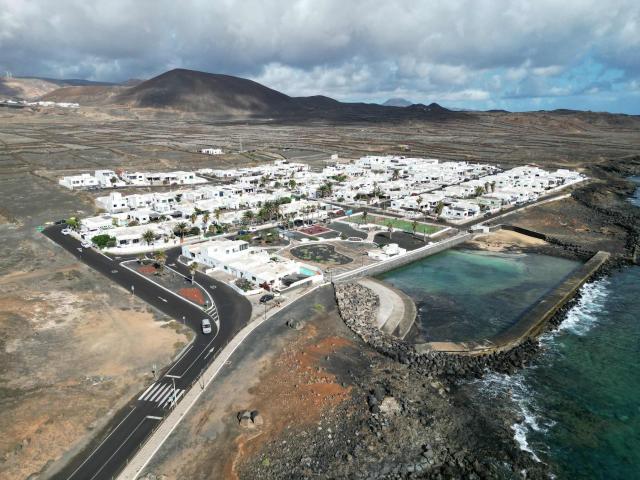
0, 0, 638, 110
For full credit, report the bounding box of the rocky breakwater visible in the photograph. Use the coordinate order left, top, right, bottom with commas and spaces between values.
335, 283, 541, 381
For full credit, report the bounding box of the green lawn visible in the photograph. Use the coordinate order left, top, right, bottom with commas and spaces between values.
347, 213, 441, 235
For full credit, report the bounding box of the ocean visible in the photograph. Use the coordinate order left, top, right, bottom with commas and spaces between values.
475, 267, 640, 479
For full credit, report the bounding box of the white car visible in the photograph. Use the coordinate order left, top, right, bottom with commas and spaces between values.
61, 228, 71, 235
81, 240, 92, 248
201, 318, 212, 334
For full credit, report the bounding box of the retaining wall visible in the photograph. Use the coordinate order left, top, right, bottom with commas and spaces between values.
333, 232, 473, 283
418, 250, 610, 354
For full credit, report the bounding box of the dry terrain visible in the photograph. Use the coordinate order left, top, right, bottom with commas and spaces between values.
0, 104, 638, 479
0, 162, 191, 480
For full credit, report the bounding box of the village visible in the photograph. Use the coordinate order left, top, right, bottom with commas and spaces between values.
58, 155, 586, 296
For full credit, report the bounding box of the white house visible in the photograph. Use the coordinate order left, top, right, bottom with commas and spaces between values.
59, 173, 100, 190
201, 148, 223, 155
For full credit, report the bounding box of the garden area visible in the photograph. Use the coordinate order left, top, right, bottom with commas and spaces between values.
129, 259, 209, 307
290, 244, 353, 265
345, 213, 441, 236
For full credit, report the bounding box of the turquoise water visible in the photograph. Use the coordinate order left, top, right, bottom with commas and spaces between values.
476, 267, 640, 479
629, 176, 640, 207
377, 249, 580, 342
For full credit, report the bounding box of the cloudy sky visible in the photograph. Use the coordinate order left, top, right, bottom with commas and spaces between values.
1, 0, 639, 113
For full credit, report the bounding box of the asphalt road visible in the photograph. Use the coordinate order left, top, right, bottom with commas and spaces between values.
43, 225, 251, 480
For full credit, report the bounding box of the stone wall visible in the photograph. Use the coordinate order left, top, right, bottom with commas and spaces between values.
334, 283, 540, 381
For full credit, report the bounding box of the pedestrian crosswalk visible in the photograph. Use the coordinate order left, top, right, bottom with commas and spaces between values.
138, 382, 185, 409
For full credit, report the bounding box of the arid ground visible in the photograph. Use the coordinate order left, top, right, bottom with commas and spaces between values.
0, 105, 639, 479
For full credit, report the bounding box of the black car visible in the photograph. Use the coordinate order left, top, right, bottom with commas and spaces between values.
259, 294, 274, 304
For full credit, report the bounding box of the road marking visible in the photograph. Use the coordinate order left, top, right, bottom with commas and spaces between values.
155, 389, 175, 408
89, 417, 149, 480
164, 374, 181, 378
139, 383, 161, 401
158, 296, 168, 302
170, 335, 217, 378
146, 416, 163, 421
111, 269, 118, 274
138, 383, 157, 401
67, 407, 137, 480
164, 390, 185, 409
148, 384, 171, 402
204, 347, 215, 359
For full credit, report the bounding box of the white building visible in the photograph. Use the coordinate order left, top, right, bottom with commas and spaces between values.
182, 239, 319, 290
201, 148, 223, 155
59, 173, 100, 190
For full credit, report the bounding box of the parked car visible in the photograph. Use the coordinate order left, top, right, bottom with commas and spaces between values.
61, 228, 71, 235
259, 294, 274, 304
81, 240, 92, 248
201, 318, 212, 334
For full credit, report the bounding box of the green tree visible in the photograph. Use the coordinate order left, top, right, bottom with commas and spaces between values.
174, 222, 189, 243
190, 212, 198, 224
67, 216, 81, 231
474, 185, 485, 197
142, 229, 156, 246
386, 221, 393, 239
153, 250, 166, 274
435, 201, 445, 217
362, 209, 368, 224
189, 262, 199, 283
243, 210, 255, 225
288, 178, 297, 190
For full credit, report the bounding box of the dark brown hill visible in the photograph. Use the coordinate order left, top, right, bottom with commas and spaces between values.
37, 68, 459, 121
114, 68, 297, 116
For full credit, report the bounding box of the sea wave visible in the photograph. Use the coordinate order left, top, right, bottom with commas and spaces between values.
551, 277, 610, 337
476, 278, 611, 462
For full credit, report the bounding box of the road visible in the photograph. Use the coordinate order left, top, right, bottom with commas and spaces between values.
43, 225, 251, 480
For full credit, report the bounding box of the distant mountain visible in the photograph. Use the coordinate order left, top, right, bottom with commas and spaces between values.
114, 68, 295, 116
37, 68, 459, 121
120, 78, 145, 87
406, 102, 450, 113
382, 98, 413, 107
0, 76, 115, 100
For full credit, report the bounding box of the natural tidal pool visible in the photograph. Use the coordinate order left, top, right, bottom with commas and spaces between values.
377, 249, 581, 342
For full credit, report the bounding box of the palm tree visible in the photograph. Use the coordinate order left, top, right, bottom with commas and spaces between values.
175, 222, 189, 243
189, 262, 199, 283
435, 201, 445, 218
243, 210, 255, 225
190, 212, 198, 225
392, 169, 400, 181
386, 221, 393, 239
202, 212, 210, 231
153, 250, 166, 275
142, 229, 156, 247
215, 208, 222, 224
416, 196, 423, 212
362, 209, 368, 224
411, 220, 418, 237
474, 185, 485, 197
484, 182, 491, 194
491, 181, 497, 193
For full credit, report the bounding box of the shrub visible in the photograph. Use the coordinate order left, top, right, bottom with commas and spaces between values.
189, 226, 200, 236
92, 234, 116, 249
